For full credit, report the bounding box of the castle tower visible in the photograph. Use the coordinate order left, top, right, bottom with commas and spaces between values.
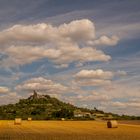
33, 90, 38, 99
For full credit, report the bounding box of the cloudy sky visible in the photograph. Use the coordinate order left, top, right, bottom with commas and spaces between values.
0, 0, 140, 115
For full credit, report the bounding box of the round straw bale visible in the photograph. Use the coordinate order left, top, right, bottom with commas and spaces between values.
14, 118, 22, 125
107, 120, 118, 128
61, 118, 65, 121
28, 117, 32, 121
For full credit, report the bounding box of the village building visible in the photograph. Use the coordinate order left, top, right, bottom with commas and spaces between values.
74, 110, 92, 118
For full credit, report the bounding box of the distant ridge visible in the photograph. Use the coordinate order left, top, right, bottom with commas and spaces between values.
0, 91, 139, 120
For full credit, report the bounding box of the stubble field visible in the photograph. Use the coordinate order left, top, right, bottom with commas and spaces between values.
0, 120, 140, 140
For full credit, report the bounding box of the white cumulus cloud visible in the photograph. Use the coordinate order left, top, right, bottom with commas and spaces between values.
0, 86, 10, 94
88, 35, 119, 46
74, 69, 113, 87
0, 19, 118, 68
16, 77, 68, 94
75, 69, 114, 79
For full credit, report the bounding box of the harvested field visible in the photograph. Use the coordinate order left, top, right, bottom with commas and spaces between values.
0, 120, 140, 140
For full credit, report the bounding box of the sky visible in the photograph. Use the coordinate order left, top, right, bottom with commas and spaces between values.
0, 0, 140, 115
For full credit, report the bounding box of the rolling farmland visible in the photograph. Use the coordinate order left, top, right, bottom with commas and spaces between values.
0, 121, 140, 140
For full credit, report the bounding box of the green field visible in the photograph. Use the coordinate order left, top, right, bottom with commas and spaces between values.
0, 120, 140, 140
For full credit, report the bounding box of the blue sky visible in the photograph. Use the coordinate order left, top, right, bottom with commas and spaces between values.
0, 0, 140, 115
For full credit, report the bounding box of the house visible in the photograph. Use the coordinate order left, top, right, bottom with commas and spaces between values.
92, 113, 105, 118
74, 110, 92, 118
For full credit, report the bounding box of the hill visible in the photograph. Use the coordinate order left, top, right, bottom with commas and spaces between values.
0, 91, 139, 120
0, 91, 95, 120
